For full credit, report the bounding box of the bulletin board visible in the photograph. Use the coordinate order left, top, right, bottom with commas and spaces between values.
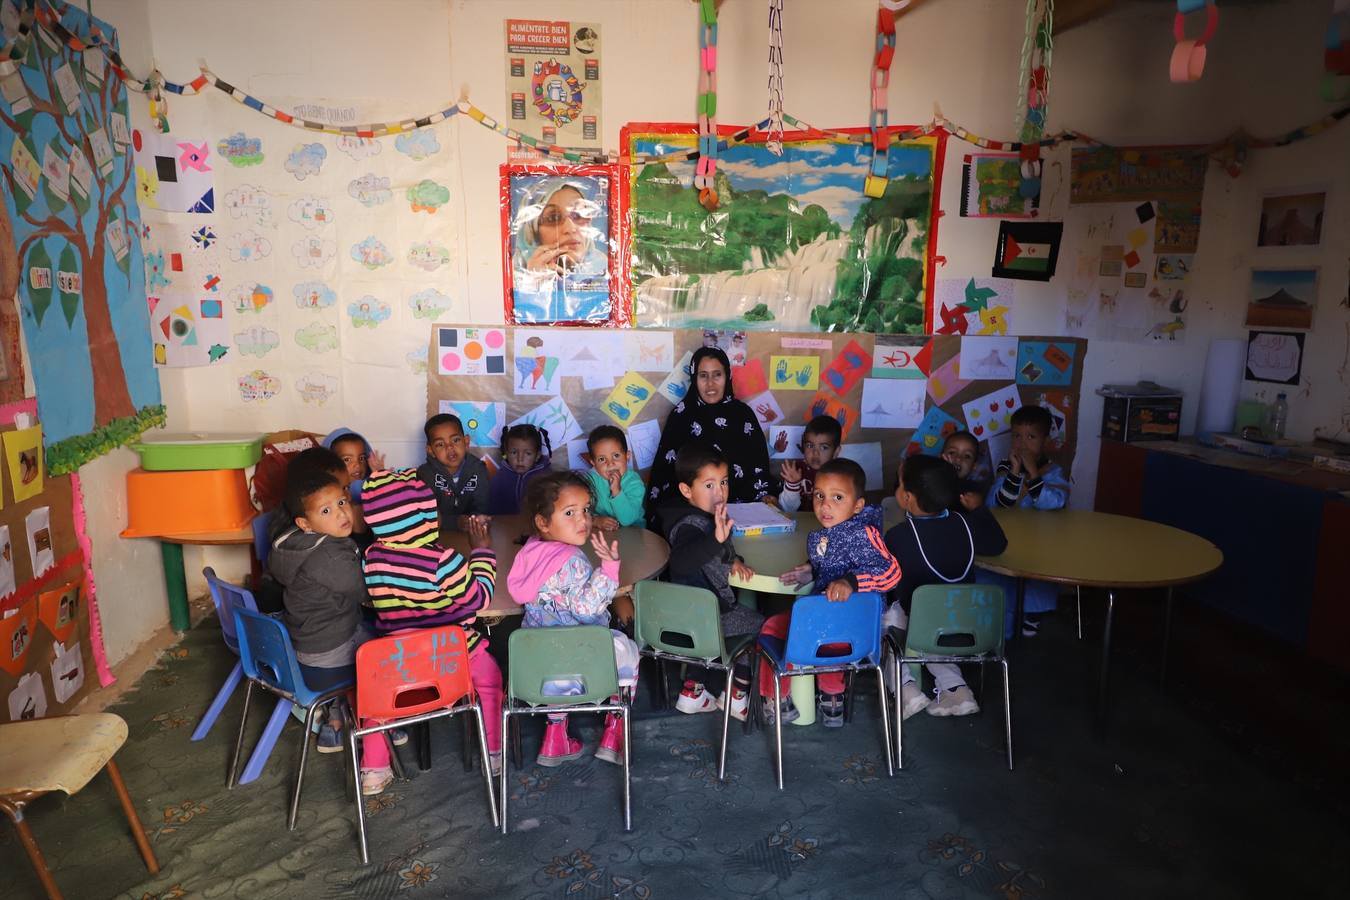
426, 325, 1088, 493
0, 406, 96, 723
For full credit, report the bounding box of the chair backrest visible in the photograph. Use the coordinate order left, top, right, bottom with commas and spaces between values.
784, 592, 884, 667
252, 510, 274, 567
355, 627, 475, 721
233, 607, 322, 705
905, 584, 1005, 657
507, 626, 619, 706
632, 581, 726, 662
203, 566, 259, 654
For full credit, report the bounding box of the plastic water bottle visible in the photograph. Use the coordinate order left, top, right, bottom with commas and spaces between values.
1269, 393, 1288, 439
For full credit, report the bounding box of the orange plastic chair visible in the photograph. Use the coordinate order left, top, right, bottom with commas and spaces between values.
346, 627, 497, 863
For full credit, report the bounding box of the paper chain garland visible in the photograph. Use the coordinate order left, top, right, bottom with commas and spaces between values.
765, 0, 786, 156
695, 0, 720, 211
1016, 0, 1054, 200
1327, 0, 1350, 102
4, 0, 1347, 175
864, 1, 898, 198
1170, 0, 1218, 84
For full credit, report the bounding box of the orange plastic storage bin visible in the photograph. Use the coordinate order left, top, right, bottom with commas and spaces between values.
121, 468, 256, 538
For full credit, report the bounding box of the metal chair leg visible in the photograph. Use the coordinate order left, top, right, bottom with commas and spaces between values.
461, 713, 474, 773
288, 701, 321, 830
844, 670, 857, 724
499, 709, 512, 835
227, 680, 255, 789
875, 667, 894, 778
1076, 586, 1083, 640
387, 733, 407, 781
621, 707, 632, 832
349, 725, 370, 865
472, 705, 499, 827
718, 664, 733, 781
772, 658, 785, 791
1001, 658, 1014, 771
893, 652, 904, 770
510, 715, 523, 771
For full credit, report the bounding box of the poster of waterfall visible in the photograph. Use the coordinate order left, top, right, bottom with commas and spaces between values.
622, 125, 945, 335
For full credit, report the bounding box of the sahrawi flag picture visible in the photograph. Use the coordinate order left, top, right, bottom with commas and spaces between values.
993, 221, 1063, 282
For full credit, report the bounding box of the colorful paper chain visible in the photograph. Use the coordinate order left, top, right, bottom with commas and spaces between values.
765, 0, 786, 156
1016, 0, 1054, 200
6, 0, 1347, 175
1325, 0, 1350, 102
694, 0, 720, 211
864, 1, 899, 198
1170, 0, 1218, 84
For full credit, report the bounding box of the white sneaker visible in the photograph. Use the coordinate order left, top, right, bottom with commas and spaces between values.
360, 766, 394, 796
901, 682, 931, 720
927, 685, 979, 717
675, 680, 717, 714
716, 687, 749, 722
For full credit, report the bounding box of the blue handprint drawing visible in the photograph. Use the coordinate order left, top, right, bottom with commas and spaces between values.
796, 364, 813, 387
607, 401, 630, 421
775, 358, 789, 384
625, 383, 649, 401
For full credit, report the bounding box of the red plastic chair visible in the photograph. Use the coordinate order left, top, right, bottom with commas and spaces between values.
346, 627, 497, 863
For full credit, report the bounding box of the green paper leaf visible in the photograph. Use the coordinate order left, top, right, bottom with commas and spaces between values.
26, 243, 53, 326
58, 245, 80, 328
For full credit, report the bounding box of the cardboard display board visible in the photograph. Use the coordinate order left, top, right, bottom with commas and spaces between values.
427, 326, 1087, 491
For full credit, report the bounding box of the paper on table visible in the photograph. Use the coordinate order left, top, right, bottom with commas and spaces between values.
627, 418, 661, 471
26, 507, 54, 577
726, 502, 795, 535
961, 383, 1021, 441
860, 378, 925, 429
839, 442, 884, 490
959, 336, 1018, 380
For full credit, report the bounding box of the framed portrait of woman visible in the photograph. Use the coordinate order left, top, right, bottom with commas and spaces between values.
499, 164, 628, 326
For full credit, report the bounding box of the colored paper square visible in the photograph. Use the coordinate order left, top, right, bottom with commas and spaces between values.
1135, 201, 1156, 223
1015, 340, 1076, 386
170, 252, 183, 271
926, 353, 971, 405
1123, 250, 1141, 269
200, 299, 223, 318
732, 359, 769, 398
1126, 228, 1148, 249
769, 356, 820, 391
907, 406, 962, 458
823, 339, 872, 397
602, 371, 657, 426
803, 390, 859, 441
961, 384, 1022, 441
1042, 343, 1072, 371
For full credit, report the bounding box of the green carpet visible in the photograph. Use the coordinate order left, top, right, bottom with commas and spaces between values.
4, 598, 1348, 899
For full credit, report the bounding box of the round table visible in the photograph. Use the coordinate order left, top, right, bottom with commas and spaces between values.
974, 508, 1223, 725
442, 515, 671, 620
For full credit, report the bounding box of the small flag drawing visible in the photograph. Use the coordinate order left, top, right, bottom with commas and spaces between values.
993, 221, 1062, 282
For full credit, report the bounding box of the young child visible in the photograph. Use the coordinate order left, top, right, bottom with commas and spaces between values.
940, 430, 989, 511
361, 468, 504, 785
885, 454, 1008, 718
268, 467, 392, 770
417, 414, 491, 530
582, 425, 646, 530
654, 442, 763, 720
506, 471, 641, 767
323, 428, 384, 539
777, 415, 842, 512
487, 423, 553, 515
987, 405, 1070, 637
775, 458, 902, 725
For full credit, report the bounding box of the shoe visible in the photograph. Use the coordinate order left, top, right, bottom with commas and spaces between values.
927, 685, 980, 717
536, 720, 584, 767
317, 723, 344, 753
1021, 614, 1042, 638
675, 680, 717, 714
594, 713, 624, 766
360, 766, 394, 795
388, 728, 409, 747
901, 682, 931, 720
763, 695, 800, 725
818, 693, 846, 728
717, 686, 750, 722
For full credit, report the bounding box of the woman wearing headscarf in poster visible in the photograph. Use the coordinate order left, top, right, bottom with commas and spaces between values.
510, 177, 611, 323
645, 346, 781, 528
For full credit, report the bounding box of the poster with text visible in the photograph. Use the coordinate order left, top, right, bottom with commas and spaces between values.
505, 19, 602, 151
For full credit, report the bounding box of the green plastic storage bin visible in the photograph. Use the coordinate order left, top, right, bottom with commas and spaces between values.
131, 432, 263, 471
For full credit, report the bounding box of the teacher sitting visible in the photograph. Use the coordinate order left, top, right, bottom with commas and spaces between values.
646, 346, 780, 526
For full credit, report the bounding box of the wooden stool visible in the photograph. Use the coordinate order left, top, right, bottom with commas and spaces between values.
0, 713, 159, 900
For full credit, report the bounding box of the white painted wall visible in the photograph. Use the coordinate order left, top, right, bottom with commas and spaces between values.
84, 0, 1347, 594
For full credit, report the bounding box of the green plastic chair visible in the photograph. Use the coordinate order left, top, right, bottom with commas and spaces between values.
500, 626, 630, 833
887, 584, 1012, 771
632, 581, 758, 781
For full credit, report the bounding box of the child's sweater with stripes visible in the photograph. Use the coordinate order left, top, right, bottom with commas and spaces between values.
807, 504, 902, 594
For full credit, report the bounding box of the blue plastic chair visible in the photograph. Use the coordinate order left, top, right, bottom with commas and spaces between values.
251, 510, 274, 568
757, 592, 894, 789
230, 607, 355, 830
190, 568, 278, 750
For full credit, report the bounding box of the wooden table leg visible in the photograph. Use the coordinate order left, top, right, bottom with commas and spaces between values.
2, 797, 64, 900
105, 759, 160, 875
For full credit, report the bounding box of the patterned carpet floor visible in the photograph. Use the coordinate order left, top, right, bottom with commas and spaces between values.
4, 595, 1349, 900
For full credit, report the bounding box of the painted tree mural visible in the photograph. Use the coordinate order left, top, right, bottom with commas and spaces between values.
0, 0, 162, 473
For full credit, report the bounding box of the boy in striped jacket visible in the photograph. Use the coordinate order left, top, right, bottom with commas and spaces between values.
361, 469, 505, 776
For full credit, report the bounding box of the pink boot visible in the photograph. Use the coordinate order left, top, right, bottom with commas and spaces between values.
537, 718, 583, 767
594, 712, 624, 766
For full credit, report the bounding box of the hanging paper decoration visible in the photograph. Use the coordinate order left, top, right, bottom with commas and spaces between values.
765, 0, 786, 156
1170, 1, 1218, 84
1015, 0, 1054, 200
1325, 1, 1350, 102
694, 0, 720, 211
864, 1, 898, 198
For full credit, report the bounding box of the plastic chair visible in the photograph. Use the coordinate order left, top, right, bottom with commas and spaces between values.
191, 567, 294, 791
757, 592, 894, 790
251, 510, 274, 568
890, 584, 1012, 771
347, 627, 497, 864
229, 607, 356, 830
501, 626, 629, 834
1, 714, 158, 900
632, 581, 756, 781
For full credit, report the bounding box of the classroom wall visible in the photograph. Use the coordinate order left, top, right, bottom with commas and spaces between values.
92, 0, 1347, 545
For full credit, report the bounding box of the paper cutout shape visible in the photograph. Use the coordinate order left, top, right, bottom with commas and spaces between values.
1245, 331, 1304, 385
0, 597, 36, 676
133, 130, 215, 213
732, 359, 769, 399
0, 526, 15, 598
823, 340, 872, 397
37, 578, 80, 643
440, 400, 505, 448
603, 372, 657, 426
658, 351, 694, 404
907, 406, 963, 457
860, 378, 925, 429
993, 220, 1062, 281
838, 442, 884, 490
50, 640, 84, 703
3, 425, 44, 503
438, 327, 506, 376
8, 670, 48, 720
769, 356, 819, 391
745, 390, 787, 427
872, 336, 930, 379
26, 507, 54, 577
513, 330, 566, 395
1016, 341, 1076, 386
804, 390, 859, 441
926, 354, 971, 405
627, 418, 662, 471
509, 396, 583, 451
959, 337, 1018, 380
961, 384, 1022, 441
767, 425, 805, 460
